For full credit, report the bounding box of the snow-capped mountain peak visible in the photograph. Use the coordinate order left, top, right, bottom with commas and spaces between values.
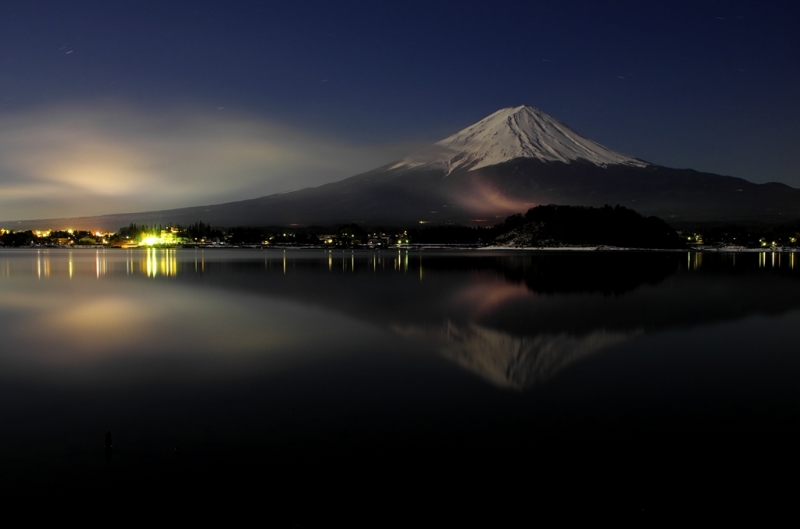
392, 105, 648, 174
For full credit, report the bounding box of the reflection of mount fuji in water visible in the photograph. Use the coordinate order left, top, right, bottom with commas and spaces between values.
244, 252, 800, 389
395, 321, 641, 390
166, 251, 800, 389
9, 250, 800, 389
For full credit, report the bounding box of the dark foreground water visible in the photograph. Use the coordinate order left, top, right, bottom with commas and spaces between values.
1, 248, 799, 520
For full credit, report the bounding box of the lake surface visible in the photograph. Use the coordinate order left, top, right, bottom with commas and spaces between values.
1, 248, 799, 519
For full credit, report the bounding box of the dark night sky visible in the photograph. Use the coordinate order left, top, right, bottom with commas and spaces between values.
1, 0, 798, 220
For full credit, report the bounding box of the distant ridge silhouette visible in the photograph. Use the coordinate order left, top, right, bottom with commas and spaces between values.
6, 106, 800, 229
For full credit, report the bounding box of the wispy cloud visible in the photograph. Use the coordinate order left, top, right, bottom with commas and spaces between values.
0, 103, 420, 221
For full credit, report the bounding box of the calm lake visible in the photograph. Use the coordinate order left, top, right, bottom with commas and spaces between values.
1, 248, 799, 518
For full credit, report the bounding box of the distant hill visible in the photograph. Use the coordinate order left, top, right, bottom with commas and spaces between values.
492, 204, 684, 249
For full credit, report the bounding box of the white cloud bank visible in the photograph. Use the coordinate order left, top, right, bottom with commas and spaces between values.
0, 103, 420, 221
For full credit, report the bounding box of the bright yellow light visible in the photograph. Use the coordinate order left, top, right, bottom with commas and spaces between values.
142, 236, 160, 246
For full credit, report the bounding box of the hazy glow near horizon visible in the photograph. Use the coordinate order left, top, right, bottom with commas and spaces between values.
0, 104, 416, 222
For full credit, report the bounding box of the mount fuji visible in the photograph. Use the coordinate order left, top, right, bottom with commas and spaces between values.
10, 105, 800, 230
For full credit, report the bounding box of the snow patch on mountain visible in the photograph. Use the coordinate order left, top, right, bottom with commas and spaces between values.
392, 105, 649, 174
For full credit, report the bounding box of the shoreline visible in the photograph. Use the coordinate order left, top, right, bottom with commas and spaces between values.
2, 244, 798, 253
